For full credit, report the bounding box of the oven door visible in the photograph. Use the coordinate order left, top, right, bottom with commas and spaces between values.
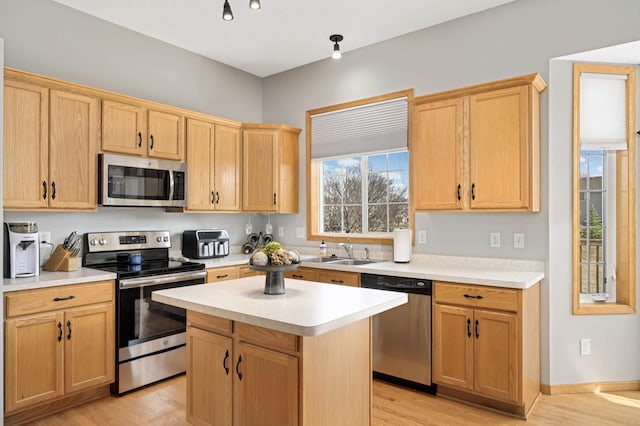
117, 270, 206, 362
100, 153, 187, 207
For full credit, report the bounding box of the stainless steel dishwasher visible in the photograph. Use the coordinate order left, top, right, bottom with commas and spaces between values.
361, 273, 434, 391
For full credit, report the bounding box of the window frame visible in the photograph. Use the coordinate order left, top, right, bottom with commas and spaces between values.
572, 62, 637, 315
306, 89, 414, 245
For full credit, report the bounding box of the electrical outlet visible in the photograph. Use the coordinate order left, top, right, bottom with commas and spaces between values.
580, 338, 591, 356
39, 231, 51, 243
418, 230, 427, 244
278, 226, 284, 237
513, 233, 525, 249
295, 227, 305, 239
490, 232, 501, 248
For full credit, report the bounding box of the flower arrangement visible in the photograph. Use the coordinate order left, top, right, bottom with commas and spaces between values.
249, 241, 300, 266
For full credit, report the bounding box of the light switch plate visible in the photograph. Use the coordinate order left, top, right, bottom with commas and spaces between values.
513, 233, 525, 249
278, 226, 284, 237
490, 232, 501, 248
295, 227, 305, 239
418, 230, 427, 244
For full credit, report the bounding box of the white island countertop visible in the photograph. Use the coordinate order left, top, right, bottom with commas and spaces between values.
152, 276, 407, 337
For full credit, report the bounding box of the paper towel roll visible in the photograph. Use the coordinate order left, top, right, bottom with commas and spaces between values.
393, 229, 412, 263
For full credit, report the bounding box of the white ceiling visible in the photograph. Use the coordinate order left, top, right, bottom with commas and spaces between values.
51, 0, 516, 77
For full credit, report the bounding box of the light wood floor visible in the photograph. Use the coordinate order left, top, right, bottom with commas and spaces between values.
23, 375, 640, 425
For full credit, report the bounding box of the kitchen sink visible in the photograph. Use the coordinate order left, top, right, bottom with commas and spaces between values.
306, 257, 382, 265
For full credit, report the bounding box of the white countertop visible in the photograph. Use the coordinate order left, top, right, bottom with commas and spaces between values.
152, 276, 407, 337
3, 268, 117, 292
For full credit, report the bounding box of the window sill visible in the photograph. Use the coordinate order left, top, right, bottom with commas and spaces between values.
573, 302, 636, 315
309, 234, 394, 245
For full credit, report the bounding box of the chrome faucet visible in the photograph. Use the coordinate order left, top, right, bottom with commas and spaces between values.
364, 247, 370, 260
338, 241, 354, 258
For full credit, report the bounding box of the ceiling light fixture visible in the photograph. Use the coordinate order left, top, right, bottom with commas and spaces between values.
330, 34, 343, 59
222, 0, 234, 21
249, 0, 261, 10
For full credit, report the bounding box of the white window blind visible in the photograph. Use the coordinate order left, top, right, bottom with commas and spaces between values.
311, 97, 408, 159
579, 72, 628, 151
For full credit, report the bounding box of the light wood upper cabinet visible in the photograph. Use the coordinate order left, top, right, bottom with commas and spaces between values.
4, 76, 99, 211
410, 73, 545, 212
3, 80, 49, 209
186, 118, 241, 212
242, 124, 300, 213
102, 100, 147, 156
102, 100, 184, 161
432, 281, 539, 418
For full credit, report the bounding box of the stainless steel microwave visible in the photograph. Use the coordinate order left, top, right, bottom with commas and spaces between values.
99, 153, 187, 207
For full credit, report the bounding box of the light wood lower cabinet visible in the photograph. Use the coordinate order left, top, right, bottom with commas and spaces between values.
284, 267, 317, 281
315, 270, 360, 287
4, 281, 115, 415
206, 266, 240, 283
186, 311, 371, 426
433, 281, 539, 418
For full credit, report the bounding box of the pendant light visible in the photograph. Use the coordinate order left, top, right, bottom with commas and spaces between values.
222, 0, 234, 21
249, 0, 261, 10
330, 34, 343, 59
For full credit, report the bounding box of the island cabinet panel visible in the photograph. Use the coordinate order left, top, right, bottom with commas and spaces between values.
432, 281, 539, 418
4, 281, 115, 420
186, 311, 372, 426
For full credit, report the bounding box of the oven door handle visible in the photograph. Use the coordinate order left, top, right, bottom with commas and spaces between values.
119, 270, 207, 289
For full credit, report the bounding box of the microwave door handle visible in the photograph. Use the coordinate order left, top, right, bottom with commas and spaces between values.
168, 171, 175, 201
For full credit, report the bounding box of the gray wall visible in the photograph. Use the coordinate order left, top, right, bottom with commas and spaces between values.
262, 0, 640, 385
0, 0, 268, 251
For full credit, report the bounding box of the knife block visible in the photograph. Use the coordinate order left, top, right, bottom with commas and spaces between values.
44, 245, 79, 272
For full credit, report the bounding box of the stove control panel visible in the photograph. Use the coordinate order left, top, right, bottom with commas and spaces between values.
86, 230, 171, 252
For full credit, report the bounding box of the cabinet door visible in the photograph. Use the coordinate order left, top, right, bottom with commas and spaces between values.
234, 342, 298, 426
207, 266, 240, 283
411, 97, 465, 210
186, 118, 215, 211
242, 129, 278, 212
316, 270, 359, 287
5, 312, 64, 412
148, 109, 184, 160
469, 86, 529, 209
3, 80, 49, 209
214, 125, 242, 211
64, 304, 115, 394
187, 327, 233, 426
102, 100, 146, 156
48, 89, 99, 210
285, 267, 317, 281
433, 304, 473, 390
277, 128, 299, 213
473, 309, 518, 403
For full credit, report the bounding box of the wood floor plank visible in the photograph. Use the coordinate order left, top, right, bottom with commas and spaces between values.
21, 375, 640, 425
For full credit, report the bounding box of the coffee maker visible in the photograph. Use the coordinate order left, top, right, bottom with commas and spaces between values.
4, 222, 40, 278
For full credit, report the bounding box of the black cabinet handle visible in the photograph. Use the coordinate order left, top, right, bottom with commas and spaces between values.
475, 319, 479, 339
471, 183, 476, 201
467, 318, 471, 338
216, 191, 220, 204
150, 134, 155, 150
463, 294, 484, 300
67, 320, 72, 340
211, 191, 215, 204
138, 132, 143, 148
457, 184, 461, 201
235, 355, 243, 380
223, 349, 230, 375
53, 295, 75, 302
216, 274, 229, 279
43, 181, 48, 200
292, 274, 303, 278
273, 193, 277, 205
57, 322, 63, 342
51, 181, 56, 200
331, 279, 344, 284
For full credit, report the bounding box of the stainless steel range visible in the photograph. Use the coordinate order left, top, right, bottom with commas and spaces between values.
83, 230, 206, 395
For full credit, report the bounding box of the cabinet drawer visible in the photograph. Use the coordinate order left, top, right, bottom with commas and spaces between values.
235, 322, 299, 353
285, 267, 317, 281
5, 281, 114, 318
238, 265, 263, 278
434, 281, 519, 312
188, 311, 232, 335
206, 266, 239, 283
316, 270, 360, 287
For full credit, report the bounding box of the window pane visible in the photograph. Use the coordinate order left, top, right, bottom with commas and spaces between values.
389, 204, 409, 230
368, 154, 387, 172
389, 170, 409, 202
323, 206, 342, 233
339, 157, 361, 174
344, 173, 362, 203
323, 175, 343, 204
389, 151, 409, 170
368, 205, 388, 232
344, 206, 362, 233
368, 172, 388, 203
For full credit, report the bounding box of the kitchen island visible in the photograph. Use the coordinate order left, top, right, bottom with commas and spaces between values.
153, 276, 406, 426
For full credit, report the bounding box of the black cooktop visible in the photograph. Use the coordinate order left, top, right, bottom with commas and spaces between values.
93, 259, 204, 279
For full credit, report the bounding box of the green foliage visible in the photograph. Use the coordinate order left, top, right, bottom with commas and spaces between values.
581, 206, 603, 240
262, 241, 283, 258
